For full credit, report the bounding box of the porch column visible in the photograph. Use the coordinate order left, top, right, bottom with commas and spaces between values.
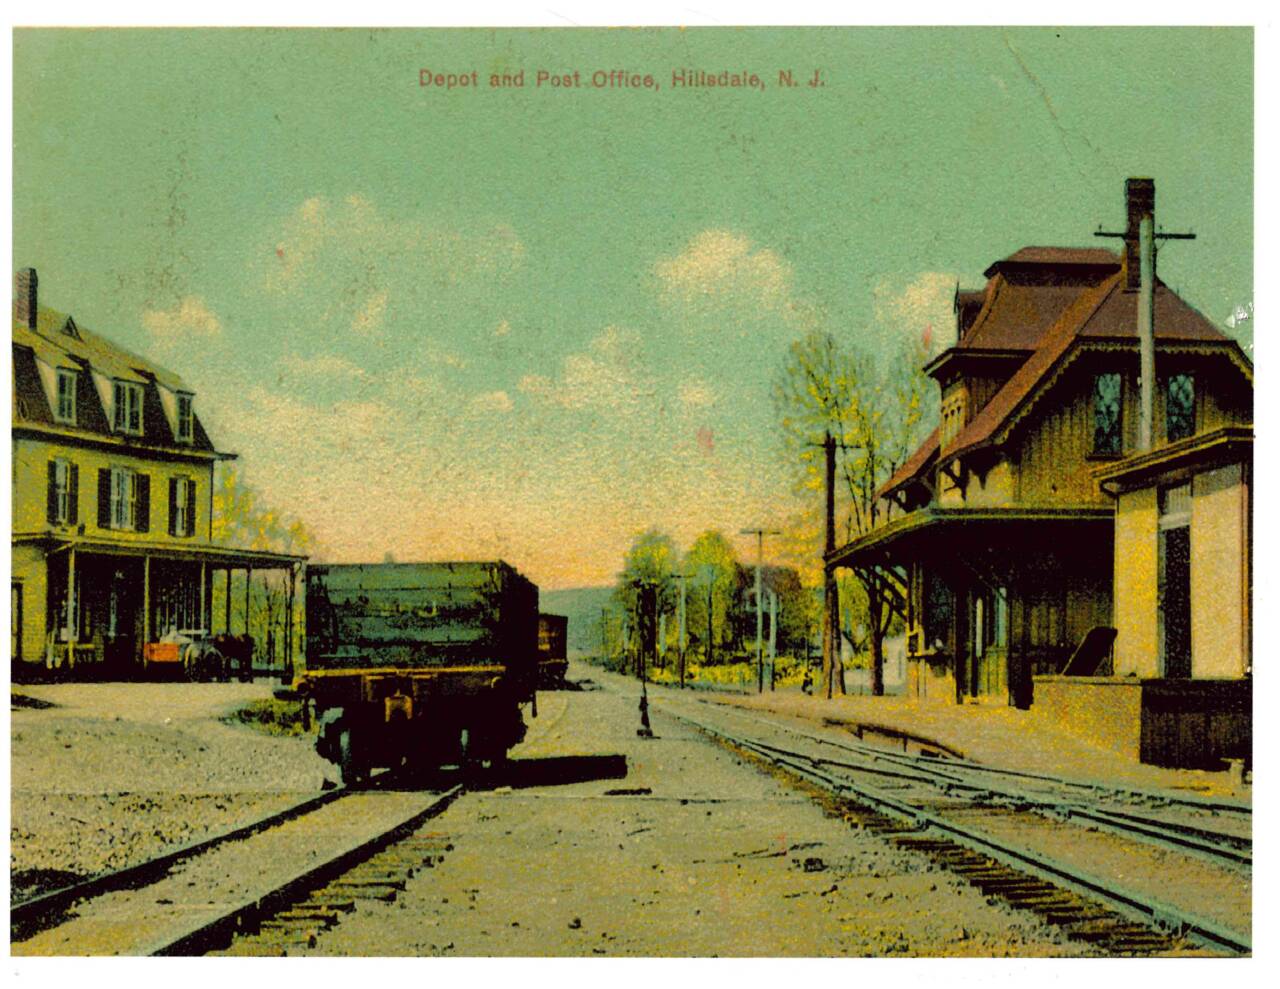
285, 564, 295, 680
143, 556, 151, 644
200, 561, 208, 633
245, 566, 252, 638
224, 568, 232, 634
67, 549, 77, 644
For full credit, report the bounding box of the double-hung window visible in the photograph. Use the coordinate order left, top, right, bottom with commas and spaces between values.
176, 393, 194, 443
170, 476, 196, 537
113, 380, 144, 435
55, 369, 77, 424
100, 467, 150, 532
47, 458, 78, 525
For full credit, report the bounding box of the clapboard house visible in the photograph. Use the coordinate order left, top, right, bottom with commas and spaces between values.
11, 268, 304, 678
827, 180, 1252, 721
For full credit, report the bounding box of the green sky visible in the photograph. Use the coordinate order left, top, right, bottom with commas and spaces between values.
12, 27, 1254, 588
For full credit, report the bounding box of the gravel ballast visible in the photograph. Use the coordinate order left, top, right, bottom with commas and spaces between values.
11, 682, 334, 899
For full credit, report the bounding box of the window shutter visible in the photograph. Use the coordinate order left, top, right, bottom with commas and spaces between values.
68, 465, 79, 525
169, 478, 178, 536
185, 480, 197, 537
136, 474, 151, 533
98, 468, 111, 528
47, 461, 58, 525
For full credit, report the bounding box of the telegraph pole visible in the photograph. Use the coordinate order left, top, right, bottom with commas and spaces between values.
822, 431, 841, 699
741, 527, 780, 694
1095, 178, 1195, 452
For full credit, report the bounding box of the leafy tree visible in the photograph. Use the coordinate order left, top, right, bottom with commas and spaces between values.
613, 529, 677, 672
682, 530, 738, 662
773, 329, 928, 695
210, 465, 316, 671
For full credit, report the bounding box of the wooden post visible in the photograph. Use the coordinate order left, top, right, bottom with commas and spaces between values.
200, 561, 208, 633
224, 568, 232, 634
143, 555, 151, 669
285, 564, 295, 681
822, 431, 842, 698
67, 548, 77, 644
244, 567, 252, 635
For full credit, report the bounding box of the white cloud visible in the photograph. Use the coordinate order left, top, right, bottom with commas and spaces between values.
469, 390, 514, 414
518, 325, 653, 412
873, 271, 959, 350
351, 290, 389, 336
142, 296, 222, 340
656, 230, 793, 311
260, 194, 525, 339
678, 378, 716, 408
280, 353, 367, 381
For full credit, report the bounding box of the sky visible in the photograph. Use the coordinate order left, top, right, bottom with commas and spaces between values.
12, 27, 1254, 589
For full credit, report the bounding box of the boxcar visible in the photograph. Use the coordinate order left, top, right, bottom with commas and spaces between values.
537, 613, 569, 687
296, 561, 539, 782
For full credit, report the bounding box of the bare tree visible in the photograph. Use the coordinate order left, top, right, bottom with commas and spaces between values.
774, 330, 928, 696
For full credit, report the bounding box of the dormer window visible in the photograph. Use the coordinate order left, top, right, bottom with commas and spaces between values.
55, 368, 77, 424
113, 380, 144, 435
176, 393, 194, 443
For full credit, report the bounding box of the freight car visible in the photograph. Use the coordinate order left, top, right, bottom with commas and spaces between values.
537, 613, 569, 688
295, 561, 539, 783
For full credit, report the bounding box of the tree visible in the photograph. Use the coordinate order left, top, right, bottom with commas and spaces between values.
773, 329, 928, 696
614, 529, 677, 673
682, 530, 738, 663
210, 465, 316, 670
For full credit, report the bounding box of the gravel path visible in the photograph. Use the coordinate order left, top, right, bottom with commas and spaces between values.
11, 683, 335, 898
301, 683, 1101, 956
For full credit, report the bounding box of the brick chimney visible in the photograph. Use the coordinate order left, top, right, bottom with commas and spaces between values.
15, 267, 38, 329
1123, 178, 1155, 291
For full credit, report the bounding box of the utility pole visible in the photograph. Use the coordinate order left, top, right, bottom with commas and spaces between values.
1095, 178, 1195, 452
822, 431, 841, 699
741, 527, 780, 694
766, 588, 778, 690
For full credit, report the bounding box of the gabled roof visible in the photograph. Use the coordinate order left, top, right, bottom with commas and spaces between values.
942, 272, 1248, 463
13, 305, 218, 455
14, 306, 189, 392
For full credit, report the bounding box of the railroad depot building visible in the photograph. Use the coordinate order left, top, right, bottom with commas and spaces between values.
828, 180, 1252, 766
10, 268, 303, 679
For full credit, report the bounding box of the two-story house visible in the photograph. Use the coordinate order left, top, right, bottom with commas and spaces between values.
826, 180, 1252, 713
11, 268, 304, 679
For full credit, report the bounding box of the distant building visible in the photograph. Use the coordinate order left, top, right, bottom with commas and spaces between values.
828, 180, 1252, 721
11, 268, 304, 678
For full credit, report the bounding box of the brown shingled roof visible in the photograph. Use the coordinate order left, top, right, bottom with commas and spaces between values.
982, 246, 1120, 277
941, 274, 1245, 463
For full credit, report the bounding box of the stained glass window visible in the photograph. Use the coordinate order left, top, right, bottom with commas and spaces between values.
1167, 373, 1195, 442
1093, 373, 1122, 455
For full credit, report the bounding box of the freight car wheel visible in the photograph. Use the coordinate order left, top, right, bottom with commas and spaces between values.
337, 729, 364, 786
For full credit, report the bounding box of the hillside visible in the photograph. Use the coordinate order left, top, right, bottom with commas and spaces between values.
538, 586, 614, 657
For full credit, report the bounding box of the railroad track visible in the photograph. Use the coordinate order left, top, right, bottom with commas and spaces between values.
657, 699, 1251, 957
11, 782, 461, 956
689, 700, 1251, 868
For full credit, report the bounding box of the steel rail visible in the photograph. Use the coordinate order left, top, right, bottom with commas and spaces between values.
672, 708, 1251, 956
727, 702, 1252, 816
11, 785, 350, 942
682, 698, 1252, 848
153, 784, 463, 956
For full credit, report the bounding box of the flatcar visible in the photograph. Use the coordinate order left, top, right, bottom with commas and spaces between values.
537, 613, 569, 688
295, 561, 539, 783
